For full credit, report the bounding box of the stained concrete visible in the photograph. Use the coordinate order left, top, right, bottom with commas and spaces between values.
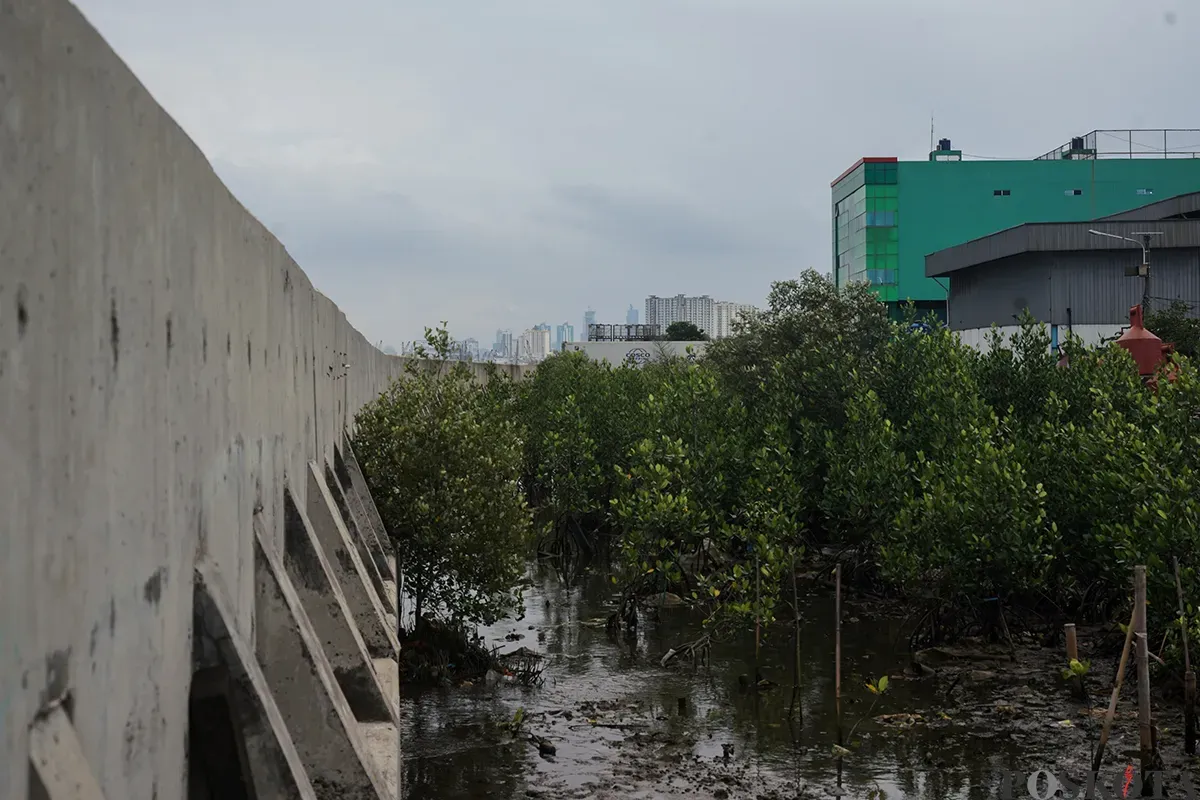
325, 462, 390, 607
0, 0, 528, 796
334, 444, 395, 584
305, 463, 399, 659
28, 706, 107, 800
340, 440, 397, 576
282, 489, 396, 724
193, 562, 318, 800
360, 658, 401, 798
252, 522, 388, 799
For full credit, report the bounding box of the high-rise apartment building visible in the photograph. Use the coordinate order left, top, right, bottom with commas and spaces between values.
713, 302, 757, 339
626, 305, 639, 325
519, 328, 552, 362
582, 309, 596, 341
832, 129, 1200, 320
644, 294, 715, 338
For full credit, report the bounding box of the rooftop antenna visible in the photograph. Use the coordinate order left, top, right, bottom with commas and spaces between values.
930, 113, 934, 153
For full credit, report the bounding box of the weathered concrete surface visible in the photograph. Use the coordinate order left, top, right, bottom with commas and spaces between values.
360, 658, 401, 798
282, 489, 396, 724
194, 562, 319, 800
306, 463, 399, 659
0, 0, 528, 797
326, 462, 390, 607
28, 706, 107, 800
334, 444, 394, 584
253, 521, 387, 799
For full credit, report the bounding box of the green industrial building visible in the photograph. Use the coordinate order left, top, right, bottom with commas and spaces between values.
831, 129, 1200, 318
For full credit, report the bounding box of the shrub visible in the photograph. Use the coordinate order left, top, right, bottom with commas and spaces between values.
354, 327, 532, 628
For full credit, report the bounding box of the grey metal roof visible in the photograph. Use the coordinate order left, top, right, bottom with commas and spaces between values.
926, 218, 1200, 277
1097, 191, 1200, 221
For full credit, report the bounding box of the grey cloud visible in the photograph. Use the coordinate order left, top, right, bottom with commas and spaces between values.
548, 184, 758, 259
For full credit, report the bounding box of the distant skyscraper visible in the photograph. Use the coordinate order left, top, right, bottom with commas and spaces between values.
583, 308, 596, 341
555, 322, 575, 350
626, 304, 639, 325
494, 328, 514, 357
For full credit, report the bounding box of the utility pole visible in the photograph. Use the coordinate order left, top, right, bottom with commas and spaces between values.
1088, 229, 1163, 314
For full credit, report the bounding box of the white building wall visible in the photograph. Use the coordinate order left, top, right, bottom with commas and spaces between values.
954, 324, 1125, 353
562, 340, 708, 366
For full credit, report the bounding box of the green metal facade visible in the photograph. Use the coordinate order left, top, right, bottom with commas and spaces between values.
832, 157, 1200, 311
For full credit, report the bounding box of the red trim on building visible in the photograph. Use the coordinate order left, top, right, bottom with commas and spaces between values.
830, 157, 898, 187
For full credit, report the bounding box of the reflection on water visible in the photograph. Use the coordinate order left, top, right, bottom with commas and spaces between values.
401, 564, 1062, 799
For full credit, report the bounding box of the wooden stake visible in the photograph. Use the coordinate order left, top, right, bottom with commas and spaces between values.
1065, 623, 1079, 662
1136, 631, 1153, 778
1092, 604, 1137, 775
1133, 566, 1154, 777
835, 563, 842, 747
1173, 556, 1195, 755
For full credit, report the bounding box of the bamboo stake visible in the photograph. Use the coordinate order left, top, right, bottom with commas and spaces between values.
1188, 672, 1198, 757
789, 550, 802, 721
1174, 556, 1196, 755
1136, 632, 1153, 779
997, 598, 1017, 661
753, 558, 761, 654
755, 553, 762, 677
1133, 566, 1153, 778
1092, 604, 1137, 775
835, 563, 843, 747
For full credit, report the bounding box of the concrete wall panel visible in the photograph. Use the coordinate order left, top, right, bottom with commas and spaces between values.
0, 0, 529, 796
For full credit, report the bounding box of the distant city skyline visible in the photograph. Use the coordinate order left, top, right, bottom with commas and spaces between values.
381, 296, 762, 355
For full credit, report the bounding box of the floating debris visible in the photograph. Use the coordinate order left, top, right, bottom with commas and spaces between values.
875, 713, 923, 727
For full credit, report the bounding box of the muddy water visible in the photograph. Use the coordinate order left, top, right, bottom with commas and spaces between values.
401, 564, 1157, 799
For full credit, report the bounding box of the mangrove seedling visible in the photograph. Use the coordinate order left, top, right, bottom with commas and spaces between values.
1061, 658, 1091, 681
507, 707, 526, 735
844, 675, 890, 745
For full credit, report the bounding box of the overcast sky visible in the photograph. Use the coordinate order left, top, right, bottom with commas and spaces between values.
77, 0, 1195, 349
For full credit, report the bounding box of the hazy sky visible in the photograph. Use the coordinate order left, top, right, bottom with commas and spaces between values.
77, 0, 1195, 348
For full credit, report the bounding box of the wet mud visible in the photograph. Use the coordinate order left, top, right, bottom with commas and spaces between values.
402, 567, 1200, 799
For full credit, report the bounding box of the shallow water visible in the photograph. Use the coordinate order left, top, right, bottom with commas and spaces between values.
400, 564, 1144, 799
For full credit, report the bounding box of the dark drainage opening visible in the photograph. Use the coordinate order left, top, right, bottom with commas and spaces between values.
188, 667, 255, 800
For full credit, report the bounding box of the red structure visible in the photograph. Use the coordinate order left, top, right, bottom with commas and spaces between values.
1116, 305, 1174, 380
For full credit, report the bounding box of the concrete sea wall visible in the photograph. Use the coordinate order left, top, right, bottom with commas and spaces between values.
1, 0, 523, 795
